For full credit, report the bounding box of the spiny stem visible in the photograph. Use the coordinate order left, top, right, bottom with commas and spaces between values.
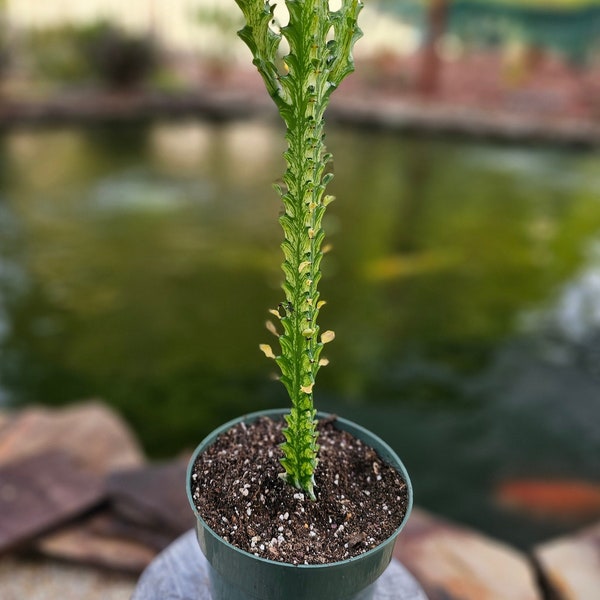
237, 0, 362, 499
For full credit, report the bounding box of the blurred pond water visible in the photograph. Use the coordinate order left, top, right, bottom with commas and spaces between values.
1, 119, 599, 547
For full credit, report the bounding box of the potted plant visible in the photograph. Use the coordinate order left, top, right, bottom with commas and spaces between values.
187, 2, 413, 599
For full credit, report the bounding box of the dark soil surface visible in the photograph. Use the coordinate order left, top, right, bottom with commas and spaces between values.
189, 415, 409, 565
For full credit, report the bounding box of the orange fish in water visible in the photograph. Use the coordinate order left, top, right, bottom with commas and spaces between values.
494, 479, 600, 522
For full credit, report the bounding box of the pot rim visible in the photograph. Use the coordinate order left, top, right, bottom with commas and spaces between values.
186, 408, 413, 570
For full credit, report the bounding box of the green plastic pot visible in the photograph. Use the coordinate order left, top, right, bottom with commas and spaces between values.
186, 409, 413, 600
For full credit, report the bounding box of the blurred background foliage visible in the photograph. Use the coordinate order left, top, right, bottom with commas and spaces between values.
19, 22, 158, 90
1, 0, 598, 96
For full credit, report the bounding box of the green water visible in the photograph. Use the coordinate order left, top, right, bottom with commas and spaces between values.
1, 120, 599, 547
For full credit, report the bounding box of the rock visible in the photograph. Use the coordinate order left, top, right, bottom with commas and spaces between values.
83, 510, 176, 551
0, 411, 12, 435
0, 401, 145, 474
37, 460, 194, 573
0, 555, 136, 600
36, 507, 173, 574
0, 401, 151, 568
107, 457, 195, 537
534, 520, 600, 599
35, 456, 195, 573
0, 450, 105, 553
393, 508, 541, 600
37, 511, 158, 574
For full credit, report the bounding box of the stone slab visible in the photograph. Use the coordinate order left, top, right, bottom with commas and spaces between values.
0, 401, 150, 566
37, 510, 158, 574
107, 457, 194, 537
0, 411, 12, 435
535, 520, 600, 600
0, 450, 105, 553
1, 88, 598, 148
80, 510, 176, 551
393, 508, 541, 600
132, 529, 429, 600
0, 401, 145, 475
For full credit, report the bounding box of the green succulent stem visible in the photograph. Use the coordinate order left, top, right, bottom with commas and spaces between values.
236, 0, 362, 500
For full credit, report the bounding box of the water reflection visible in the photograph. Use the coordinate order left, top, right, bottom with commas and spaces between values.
530, 241, 600, 344
0, 121, 599, 546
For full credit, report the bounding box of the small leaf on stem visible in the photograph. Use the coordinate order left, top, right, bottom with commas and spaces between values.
266, 320, 279, 336
321, 330, 336, 344
259, 344, 276, 359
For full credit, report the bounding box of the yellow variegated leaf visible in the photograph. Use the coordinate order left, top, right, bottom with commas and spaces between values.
259, 344, 276, 359
321, 330, 335, 344
265, 320, 279, 336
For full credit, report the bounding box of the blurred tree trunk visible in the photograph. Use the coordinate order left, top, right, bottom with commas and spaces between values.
417, 0, 450, 96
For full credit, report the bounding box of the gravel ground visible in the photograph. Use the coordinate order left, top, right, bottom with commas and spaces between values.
0, 557, 137, 600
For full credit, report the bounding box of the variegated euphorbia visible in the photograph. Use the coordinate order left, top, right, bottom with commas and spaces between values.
236, 0, 362, 499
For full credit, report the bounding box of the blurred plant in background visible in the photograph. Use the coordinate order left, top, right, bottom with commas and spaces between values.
80, 22, 158, 90
24, 21, 158, 91
24, 26, 89, 88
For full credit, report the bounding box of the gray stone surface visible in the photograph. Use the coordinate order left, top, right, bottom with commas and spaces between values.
133, 530, 428, 600
0, 556, 136, 600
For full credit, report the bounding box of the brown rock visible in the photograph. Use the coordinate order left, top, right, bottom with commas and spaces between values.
0, 411, 12, 435
107, 457, 194, 537
85, 510, 176, 551
38, 458, 196, 573
393, 508, 540, 600
38, 511, 158, 574
535, 520, 600, 600
0, 401, 145, 474
0, 450, 105, 553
